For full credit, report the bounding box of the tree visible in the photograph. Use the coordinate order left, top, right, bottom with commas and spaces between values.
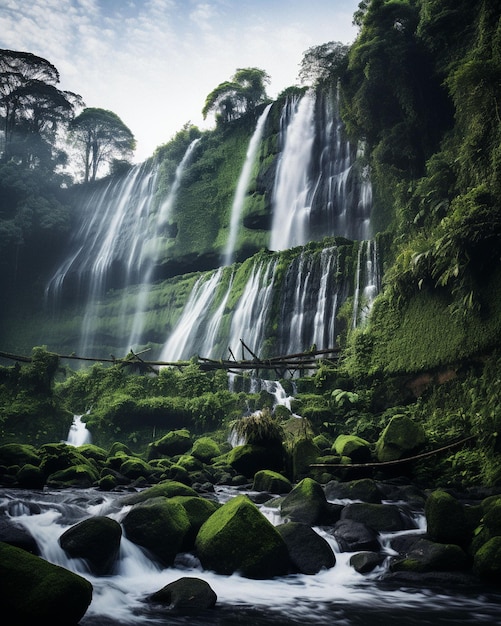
202, 68, 270, 124
298, 41, 349, 87
69, 107, 136, 182
0, 49, 83, 168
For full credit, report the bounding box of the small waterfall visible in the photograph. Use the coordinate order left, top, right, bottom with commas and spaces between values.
277, 246, 343, 356
224, 105, 272, 266
227, 258, 277, 359
159, 268, 224, 362
65, 414, 91, 446
352, 239, 380, 329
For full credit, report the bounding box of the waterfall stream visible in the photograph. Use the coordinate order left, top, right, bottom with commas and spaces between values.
3, 485, 500, 626
224, 104, 272, 266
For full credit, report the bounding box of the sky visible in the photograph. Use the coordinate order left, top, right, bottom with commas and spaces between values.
0, 0, 360, 164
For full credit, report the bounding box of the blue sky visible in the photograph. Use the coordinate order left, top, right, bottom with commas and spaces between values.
0, 0, 360, 162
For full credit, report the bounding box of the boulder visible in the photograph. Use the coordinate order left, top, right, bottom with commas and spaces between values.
252, 469, 292, 494
324, 478, 383, 503
341, 502, 413, 532
375, 414, 426, 462
332, 519, 380, 552
169, 495, 219, 549
119, 457, 155, 480
349, 551, 386, 573
473, 536, 501, 583
280, 477, 329, 525
390, 537, 471, 573
195, 495, 290, 579
122, 497, 190, 565
16, 463, 45, 489
120, 480, 198, 505
59, 515, 122, 575
0, 542, 92, 625
147, 429, 192, 460
276, 522, 336, 574
0, 515, 40, 554
333, 435, 372, 463
191, 437, 221, 463
425, 489, 471, 546
227, 444, 281, 477
291, 437, 321, 481
46, 463, 99, 488
0, 443, 40, 468
148, 576, 217, 611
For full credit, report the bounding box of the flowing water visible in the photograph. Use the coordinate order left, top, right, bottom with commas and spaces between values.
3, 486, 500, 626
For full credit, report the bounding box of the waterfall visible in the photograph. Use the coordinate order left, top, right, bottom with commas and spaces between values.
227, 258, 277, 359
159, 268, 224, 362
269, 88, 373, 251
276, 247, 344, 356
64, 414, 91, 446
270, 92, 316, 251
223, 104, 272, 266
126, 138, 201, 350
352, 239, 380, 329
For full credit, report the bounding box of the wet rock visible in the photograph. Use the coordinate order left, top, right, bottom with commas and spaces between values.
341, 502, 413, 532
390, 537, 471, 573
195, 494, 290, 579
325, 478, 383, 503
0, 542, 93, 626
276, 521, 336, 574
280, 477, 329, 525
252, 469, 292, 494
149, 576, 217, 611
59, 515, 122, 575
425, 489, 471, 546
349, 551, 386, 573
0, 515, 40, 554
332, 519, 380, 552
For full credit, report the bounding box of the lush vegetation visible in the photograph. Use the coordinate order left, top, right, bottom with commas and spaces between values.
1, 2, 501, 490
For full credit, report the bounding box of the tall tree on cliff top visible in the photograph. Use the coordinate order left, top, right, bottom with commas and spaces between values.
70, 107, 136, 182
0, 49, 83, 169
202, 67, 270, 124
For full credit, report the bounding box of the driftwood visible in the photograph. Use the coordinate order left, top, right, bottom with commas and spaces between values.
310, 435, 476, 470
0, 341, 340, 375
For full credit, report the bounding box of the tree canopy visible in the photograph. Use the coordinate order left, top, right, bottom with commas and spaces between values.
202, 68, 270, 124
0, 49, 83, 169
70, 107, 136, 182
298, 41, 350, 87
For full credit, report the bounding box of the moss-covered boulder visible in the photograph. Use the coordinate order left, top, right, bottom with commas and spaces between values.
16, 463, 45, 489
291, 437, 321, 481
0, 443, 40, 468
59, 516, 122, 575
46, 463, 100, 488
333, 435, 372, 463
425, 489, 471, 546
280, 477, 329, 525
122, 497, 190, 565
75, 444, 108, 465
191, 437, 221, 463
473, 536, 501, 583
252, 469, 292, 494
390, 538, 471, 573
147, 429, 193, 460
119, 457, 155, 480
324, 478, 383, 503
120, 480, 198, 505
170, 495, 219, 549
0, 542, 92, 625
375, 415, 426, 462
195, 495, 290, 578
227, 444, 281, 477
148, 576, 217, 611
276, 521, 336, 574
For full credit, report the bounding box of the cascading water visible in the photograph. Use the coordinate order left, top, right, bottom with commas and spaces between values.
126, 138, 201, 350
352, 239, 380, 329
269, 88, 373, 252
4, 486, 501, 626
223, 104, 272, 266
